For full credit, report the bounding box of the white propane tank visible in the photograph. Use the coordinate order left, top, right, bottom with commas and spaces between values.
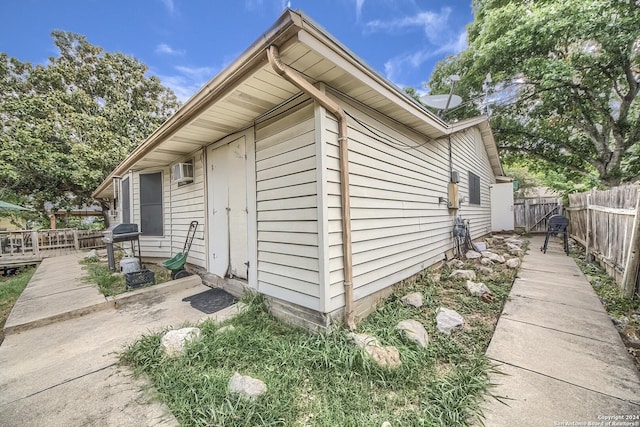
120, 257, 141, 274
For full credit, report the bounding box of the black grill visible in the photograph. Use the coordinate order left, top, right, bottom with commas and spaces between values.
103, 223, 142, 271
103, 223, 141, 243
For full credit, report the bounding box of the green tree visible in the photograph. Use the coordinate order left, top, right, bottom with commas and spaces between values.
0, 31, 179, 222
428, 0, 640, 187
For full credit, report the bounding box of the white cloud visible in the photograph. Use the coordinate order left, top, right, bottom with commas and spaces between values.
446, 30, 467, 55
174, 65, 217, 80
161, 0, 175, 15
355, 0, 365, 21
158, 65, 221, 102
155, 43, 185, 56
382, 30, 467, 83
365, 8, 452, 44
245, 0, 264, 11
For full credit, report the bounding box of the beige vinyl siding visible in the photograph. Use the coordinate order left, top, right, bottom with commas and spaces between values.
324, 94, 496, 311
453, 127, 495, 237
132, 168, 172, 259
255, 101, 322, 311
168, 150, 207, 269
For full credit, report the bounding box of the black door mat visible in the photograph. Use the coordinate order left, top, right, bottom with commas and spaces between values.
182, 288, 237, 314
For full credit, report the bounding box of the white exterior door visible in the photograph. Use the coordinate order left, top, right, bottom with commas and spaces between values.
227, 137, 248, 279
207, 136, 248, 279
490, 182, 515, 232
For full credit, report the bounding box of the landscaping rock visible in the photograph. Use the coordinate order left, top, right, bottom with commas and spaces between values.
610, 315, 629, 327
506, 238, 524, 247
348, 333, 401, 368
449, 269, 476, 280
396, 319, 429, 348
83, 249, 98, 260
485, 238, 495, 247
446, 259, 464, 269
466, 280, 492, 297
493, 235, 505, 240
216, 325, 236, 334
161, 327, 201, 357
480, 257, 493, 266
228, 372, 267, 400
436, 307, 464, 334
506, 258, 520, 269
465, 250, 482, 259
401, 292, 423, 308
482, 251, 506, 264
621, 326, 640, 349
507, 243, 521, 251
509, 248, 524, 257
381, 422, 392, 427
474, 242, 488, 251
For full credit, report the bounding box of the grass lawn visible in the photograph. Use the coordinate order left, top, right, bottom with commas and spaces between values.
123, 255, 518, 427
572, 251, 640, 369
0, 268, 35, 345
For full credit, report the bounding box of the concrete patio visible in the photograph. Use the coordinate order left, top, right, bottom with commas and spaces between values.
0, 253, 242, 426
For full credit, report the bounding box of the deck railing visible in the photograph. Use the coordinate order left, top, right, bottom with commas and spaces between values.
0, 228, 105, 256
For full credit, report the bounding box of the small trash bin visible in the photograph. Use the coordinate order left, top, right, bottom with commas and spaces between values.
120, 257, 141, 274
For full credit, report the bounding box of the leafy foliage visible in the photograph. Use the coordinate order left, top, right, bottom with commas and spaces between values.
428, 0, 640, 187
0, 32, 179, 220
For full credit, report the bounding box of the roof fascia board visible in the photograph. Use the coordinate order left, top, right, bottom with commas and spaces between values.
295, 26, 449, 135
444, 115, 488, 134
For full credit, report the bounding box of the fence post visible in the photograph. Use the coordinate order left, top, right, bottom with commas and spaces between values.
622, 194, 640, 297
31, 231, 39, 257
524, 199, 531, 232
73, 230, 80, 250
586, 194, 591, 262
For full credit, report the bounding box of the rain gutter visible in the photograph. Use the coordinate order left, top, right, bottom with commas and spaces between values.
267, 44, 356, 330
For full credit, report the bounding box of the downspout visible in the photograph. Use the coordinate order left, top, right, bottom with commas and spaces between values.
266, 45, 355, 330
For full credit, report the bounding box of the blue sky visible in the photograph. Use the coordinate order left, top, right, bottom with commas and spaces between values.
0, 0, 474, 102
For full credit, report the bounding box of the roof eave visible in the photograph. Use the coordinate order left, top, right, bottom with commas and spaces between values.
92, 10, 303, 199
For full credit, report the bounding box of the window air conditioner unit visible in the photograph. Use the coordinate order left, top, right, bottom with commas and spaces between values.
172, 162, 194, 183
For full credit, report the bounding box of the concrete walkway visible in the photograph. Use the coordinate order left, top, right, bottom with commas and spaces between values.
481, 236, 640, 426
0, 254, 242, 427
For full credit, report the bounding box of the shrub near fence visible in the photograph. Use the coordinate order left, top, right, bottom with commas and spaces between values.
566, 186, 640, 297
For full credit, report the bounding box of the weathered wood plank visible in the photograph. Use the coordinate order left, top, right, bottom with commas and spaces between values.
568, 186, 640, 296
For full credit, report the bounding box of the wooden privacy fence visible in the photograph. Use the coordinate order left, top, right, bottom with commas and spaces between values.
0, 228, 105, 257
514, 197, 563, 232
565, 186, 640, 297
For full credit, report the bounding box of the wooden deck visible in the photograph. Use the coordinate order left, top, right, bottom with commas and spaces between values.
0, 249, 84, 270
1, 228, 104, 271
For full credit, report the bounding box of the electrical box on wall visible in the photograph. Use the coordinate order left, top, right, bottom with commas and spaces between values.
450, 171, 459, 183
448, 182, 459, 209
